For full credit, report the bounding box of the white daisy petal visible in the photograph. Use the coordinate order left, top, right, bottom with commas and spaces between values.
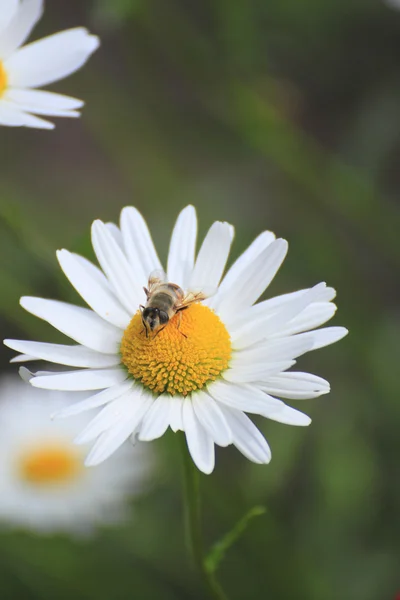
167, 205, 197, 288
233, 287, 337, 328
223, 360, 296, 384
19, 366, 33, 383
57, 249, 130, 329
182, 399, 215, 474
192, 391, 232, 447
105, 222, 124, 249
10, 353, 35, 363
0, 100, 54, 128
218, 405, 271, 464
0, 0, 19, 36
21, 368, 58, 378
292, 327, 349, 351
4, 89, 82, 117
273, 302, 337, 337
231, 336, 313, 370
139, 396, 170, 441
230, 284, 332, 348
5, 27, 100, 88
208, 379, 284, 416
189, 221, 233, 292
4, 339, 119, 368
169, 396, 184, 432
210, 230, 275, 310
73, 254, 110, 287
85, 392, 152, 466
30, 368, 126, 391
251, 282, 328, 339
120, 206, 162, 284
261, 403, 311, 426
20, 297, 121, 354
91, 220, 143, 313
221, 231, 275, 289
0, 0, 43, 59
217, 239, 288, 320
52, 380, 134, 419
259, 372, 330, 400
266, 286, 335, 312
75, 391, 136, 445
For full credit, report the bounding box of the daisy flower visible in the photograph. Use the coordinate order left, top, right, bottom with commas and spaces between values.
0, 374, 150, 534
0, 0, 99, 129
4, 205, 348, 475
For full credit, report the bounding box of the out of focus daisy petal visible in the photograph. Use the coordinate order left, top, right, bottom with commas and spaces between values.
0, 4, 98, 129
0, 0, 19, 36
4, 88, 82, 117
0, 375, 151, 535
0, 0, 43, 59
5, 27, 99, 88
0, 99, 53, 127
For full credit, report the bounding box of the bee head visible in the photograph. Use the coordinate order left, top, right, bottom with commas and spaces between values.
142, 307, 169, 333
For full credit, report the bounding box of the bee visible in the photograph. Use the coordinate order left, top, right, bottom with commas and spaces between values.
141, 270, 210, 337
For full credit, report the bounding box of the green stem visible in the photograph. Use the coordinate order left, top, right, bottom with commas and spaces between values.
179, 435, 229, 600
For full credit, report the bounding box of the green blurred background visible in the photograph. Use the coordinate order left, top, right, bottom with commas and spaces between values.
1, 0, 399, 598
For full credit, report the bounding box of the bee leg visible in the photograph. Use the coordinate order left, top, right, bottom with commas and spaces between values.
153, 325, 167, 339
177, 310, 187, 338
140, 317, 148, 338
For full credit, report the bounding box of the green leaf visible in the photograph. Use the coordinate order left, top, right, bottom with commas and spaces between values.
205, 506, 266, 575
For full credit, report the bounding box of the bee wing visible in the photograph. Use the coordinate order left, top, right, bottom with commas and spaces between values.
188, 285, 217, 298
147, 269, 167, 292
177, 286, 216, 309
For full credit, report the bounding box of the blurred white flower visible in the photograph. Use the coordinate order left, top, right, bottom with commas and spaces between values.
0, 375, 150, 534
384, 0, 400, 9
0, 0, 99, 129
5, 205, 348, 474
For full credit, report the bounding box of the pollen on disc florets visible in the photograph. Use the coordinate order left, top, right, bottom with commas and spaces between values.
120, 303, 232, 396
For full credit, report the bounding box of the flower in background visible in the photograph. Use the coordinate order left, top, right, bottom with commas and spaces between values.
0, 0, 99, 129
0, 375, 150, 534
384, 0, 400, 10
5, 205, 348, 474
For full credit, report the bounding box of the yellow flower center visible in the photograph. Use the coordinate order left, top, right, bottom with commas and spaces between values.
19, 442, 83, 487
0, 62, 7, 96
121, 304, 231, 396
